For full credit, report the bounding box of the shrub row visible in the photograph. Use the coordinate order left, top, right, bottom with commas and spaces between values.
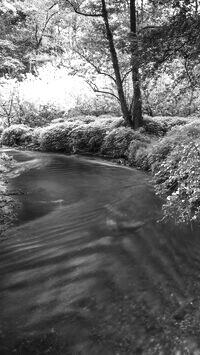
1, 116, 200, 224
1, 116, 198, 169
0, 117, 151, 165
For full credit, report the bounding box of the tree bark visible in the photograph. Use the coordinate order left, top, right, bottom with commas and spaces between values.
130, 0, 143, 128
101, 0, 132, 127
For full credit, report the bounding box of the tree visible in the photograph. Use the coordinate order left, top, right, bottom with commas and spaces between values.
0, 0, 63, 77
62, 0, 143, 129
23, 0, 62, 74
0, 0, 28, 76
130, 0, 142, 128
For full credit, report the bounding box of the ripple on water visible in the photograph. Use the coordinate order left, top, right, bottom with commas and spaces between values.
0, 150, 200, 354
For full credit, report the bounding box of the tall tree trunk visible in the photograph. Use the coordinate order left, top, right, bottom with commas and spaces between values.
141, 0, 144, 23
130, 0, 143, 128
195, 0, 198, 15
101, 0, 132, 127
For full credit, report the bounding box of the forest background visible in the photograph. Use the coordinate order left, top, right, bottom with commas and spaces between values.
1, 0, 200, 123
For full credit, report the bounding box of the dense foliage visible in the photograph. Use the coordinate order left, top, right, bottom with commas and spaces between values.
1, 113, 200, 224
101, 127, 149, 158
1, 0, 200, 121
155, 141, 200, 224
0, 153, 17, 232
1, 124, 32, 146
0, 0, 62, 77
152, 122, 200, 224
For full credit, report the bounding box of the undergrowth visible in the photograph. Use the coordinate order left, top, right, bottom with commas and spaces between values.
1, 114, 200, 225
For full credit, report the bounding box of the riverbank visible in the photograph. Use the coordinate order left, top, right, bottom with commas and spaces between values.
1, 114, 200, 225
0, 152, 21, 235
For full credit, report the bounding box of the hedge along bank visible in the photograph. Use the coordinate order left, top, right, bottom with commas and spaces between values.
1, 115, 200, 225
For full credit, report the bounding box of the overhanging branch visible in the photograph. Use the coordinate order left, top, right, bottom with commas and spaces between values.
138, 25, 162, 34
122, 69, 132, 83
65, 0, 102, 17
75, 48, 116, 83
85, 78, 120, 101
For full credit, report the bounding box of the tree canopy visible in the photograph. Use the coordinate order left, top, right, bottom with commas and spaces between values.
1, 0, 200, 125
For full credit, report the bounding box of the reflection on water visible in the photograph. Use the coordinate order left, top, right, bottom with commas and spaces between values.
0, 150, 200, 354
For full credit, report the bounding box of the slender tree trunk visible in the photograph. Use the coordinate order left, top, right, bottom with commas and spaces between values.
141, 0, 144, 23
195, 0, 198, 15
130, 0, 143, 128
101, 0, 132, 127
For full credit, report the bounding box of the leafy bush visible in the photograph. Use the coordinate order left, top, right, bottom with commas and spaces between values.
66, 114, 124, 129
154, 141, 200, 224
162, 116, 188, 129
143, 116, 168, 136
134, 147, 150, 170
29, 127, 45, 149
147, 137, 176, 172
146, 121, 200, 171
66, 115, 96, 124
38, 117, 126, 154
101, 127, 149, 158
95, 115, 124, 129
150, 122, 200, 224
0, 126, 3, 137
1, 124, 32, 146
70, 125, 106, 153
39, 123, 75, 152
70, 94, 121, 117
0, 153, 13, 173
127, 140, 150, 167
143, 116, 189, 137
18, 103, 67, 127
174, 120, 200, 138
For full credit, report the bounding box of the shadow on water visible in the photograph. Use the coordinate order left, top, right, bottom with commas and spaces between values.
0, 150, 200, 354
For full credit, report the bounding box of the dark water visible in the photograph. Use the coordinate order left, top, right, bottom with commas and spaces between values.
0, 150, 200, 354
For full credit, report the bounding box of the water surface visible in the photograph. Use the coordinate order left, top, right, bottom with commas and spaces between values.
0, 150, 199, 354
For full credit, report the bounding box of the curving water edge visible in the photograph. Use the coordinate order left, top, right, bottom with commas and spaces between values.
0, 149, 200, 355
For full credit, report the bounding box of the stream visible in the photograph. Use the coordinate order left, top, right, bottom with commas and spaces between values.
0, 149, 200, 354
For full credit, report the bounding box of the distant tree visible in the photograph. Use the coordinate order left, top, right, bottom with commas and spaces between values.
0, 0, 28, 76
0, 0, 63, 77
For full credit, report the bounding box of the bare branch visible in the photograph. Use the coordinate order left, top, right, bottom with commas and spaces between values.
36, 10, 58, 49
35, 24, 39, 45
138, 25, 162, 34
1, 102, 9, 116
48, 2, 58, 11
41, 11, 58, 40
42, 34, 54, 39
184, 58, 196, 88
93, 89, 120, 101
66, 0, 102, 17
122, 68, 132, 83
8, 93, 14, 117
85, 78, 120, 101
75, 48, 116, 83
